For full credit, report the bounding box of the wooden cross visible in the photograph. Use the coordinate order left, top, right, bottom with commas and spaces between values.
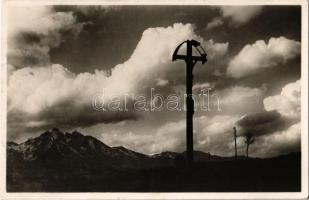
172, 40, 207, 163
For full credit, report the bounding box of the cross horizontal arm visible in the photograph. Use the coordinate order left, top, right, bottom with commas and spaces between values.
173, 54, 207, 62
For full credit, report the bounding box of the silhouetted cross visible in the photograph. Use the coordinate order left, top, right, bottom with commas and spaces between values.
172, 40, 207, 163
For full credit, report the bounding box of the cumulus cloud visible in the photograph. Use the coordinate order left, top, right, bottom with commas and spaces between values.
7, 23, 229, 139
195, 115, 240, 156
232, 80, 301, 157
156, 78, 169, 87
230, 110, 300, 157
204, 39, 229, 60
227, 37, 301, 78
206, 6, 263, 30
100, 115, 239, 156
250, 122, 301, 157
102, 130, 154, 152
69, 5, 120, 15
210, 86, 265, 114
218, 6, 263, 26
152, 119, 187, 153
264, 79, 300, 119
219, 86, 263, 105
112, 107, 300, 157
7, 6, 84, 68
99, 120, 186, 155
206, 17, 224, 30
193, 82, 211, 91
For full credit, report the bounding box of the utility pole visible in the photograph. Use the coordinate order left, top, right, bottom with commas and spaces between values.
172, 40, 207, 163
233, 127, 237, 158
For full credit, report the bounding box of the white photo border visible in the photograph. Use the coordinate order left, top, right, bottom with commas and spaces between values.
0, 0, 308, 199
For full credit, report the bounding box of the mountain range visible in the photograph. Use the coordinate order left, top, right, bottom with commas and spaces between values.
7, 128, 301, 192
7, 128, 221, 169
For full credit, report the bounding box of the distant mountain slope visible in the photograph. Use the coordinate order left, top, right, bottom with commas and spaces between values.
7, 128, 301, 192
7, 128, 159, 168
7, 128, 216, 167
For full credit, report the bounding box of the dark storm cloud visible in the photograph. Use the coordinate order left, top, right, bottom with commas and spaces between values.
7, 99, 140, 141
8, 32, 50, 67
236, 110, 296, 137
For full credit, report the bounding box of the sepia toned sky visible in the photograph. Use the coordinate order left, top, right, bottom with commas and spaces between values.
7, 5, 301, 157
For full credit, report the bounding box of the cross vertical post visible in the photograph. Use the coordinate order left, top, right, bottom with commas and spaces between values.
172, 40, 207, 164
186, 41, 194, 163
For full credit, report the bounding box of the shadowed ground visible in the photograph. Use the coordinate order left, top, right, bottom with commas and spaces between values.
7, 152, 300, 192
7, 129, 301, 192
